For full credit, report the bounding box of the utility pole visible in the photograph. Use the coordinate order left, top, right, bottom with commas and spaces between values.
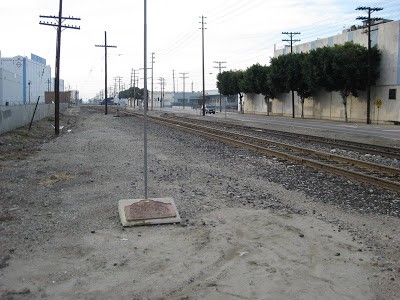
113, 77, 118, 98
356, 6, 383, 125
172, 70, 176, 94
40, 0, 80, 135
117, 76, 123, 97
159, 77, 165, 108
180, 72, 189, 109
282, 31, 300, 119
131, 69, 139, 108
140, 71, 151, 110
200, 15, 207, 116
162, 77, 165, 108
95, 31, 117, 115
113, 76, 123, 98
151, 52, 155, 110
213, 61, 226, 112
130, 68, 134, 107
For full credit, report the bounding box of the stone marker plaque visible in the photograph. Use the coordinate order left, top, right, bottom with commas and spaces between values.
124, 199, 177, 221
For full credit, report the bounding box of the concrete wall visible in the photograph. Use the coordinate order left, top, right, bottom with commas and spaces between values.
0, 103, 68, 135
244, 87, 398, 123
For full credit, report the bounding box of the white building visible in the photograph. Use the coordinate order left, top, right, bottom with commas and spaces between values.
0, 53, 51, 106
244, 20, 400, 123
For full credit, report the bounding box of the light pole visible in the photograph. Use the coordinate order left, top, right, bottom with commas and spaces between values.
143, 0, 148, 199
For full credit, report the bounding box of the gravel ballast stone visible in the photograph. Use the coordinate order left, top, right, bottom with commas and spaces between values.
0, 106, 399, 299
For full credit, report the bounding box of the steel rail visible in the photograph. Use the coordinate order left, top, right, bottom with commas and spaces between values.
167, 114, 400, 159
117, 109, 400, 192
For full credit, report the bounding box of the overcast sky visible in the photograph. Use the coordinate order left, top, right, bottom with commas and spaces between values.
1, 0, 399, 100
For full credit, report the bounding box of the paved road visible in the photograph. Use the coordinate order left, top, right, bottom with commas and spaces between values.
162, 107, 400, 142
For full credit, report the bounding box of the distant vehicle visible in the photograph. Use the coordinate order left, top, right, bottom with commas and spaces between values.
100, 99, 114, 105
202, 105, 215, 114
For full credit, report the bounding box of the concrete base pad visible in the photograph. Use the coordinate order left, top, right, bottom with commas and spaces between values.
118, 197, 181, 227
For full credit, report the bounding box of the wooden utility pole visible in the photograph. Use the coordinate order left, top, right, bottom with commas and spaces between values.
172, 70, 176, 94
180, 72, 189, 109
95, 31, 117, 115
151, 52, 155, 110
214, 61, 226, 112
40, 0, 80, 135
356, 6, 383, 124
282, 31, 300, 119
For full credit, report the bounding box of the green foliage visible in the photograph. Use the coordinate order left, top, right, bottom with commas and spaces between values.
217, 70, 244, 96
241, 64, 277, 99
214, 42, 381, 121
118, 87, 147, 99
326, 42, 380, 97
241, 64, 265, 95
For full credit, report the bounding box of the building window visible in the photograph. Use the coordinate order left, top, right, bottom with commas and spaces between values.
388, 89, 396, 100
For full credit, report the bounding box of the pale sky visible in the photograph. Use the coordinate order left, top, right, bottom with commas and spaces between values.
1, 0, 399, 100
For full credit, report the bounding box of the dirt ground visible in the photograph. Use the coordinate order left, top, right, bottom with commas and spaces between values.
0, 106, 399, 299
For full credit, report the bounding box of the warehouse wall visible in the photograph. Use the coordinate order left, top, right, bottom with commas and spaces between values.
0, 103, 69, 135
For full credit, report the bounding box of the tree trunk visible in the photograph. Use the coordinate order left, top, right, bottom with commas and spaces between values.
265, 95, 270, 116
301, 97, 305, 119
341, 90, 348, 123
239, 93, 244, 114
343, 97, 348, 123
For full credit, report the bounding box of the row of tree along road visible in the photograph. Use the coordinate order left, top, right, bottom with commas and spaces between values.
217, 42, 381, 122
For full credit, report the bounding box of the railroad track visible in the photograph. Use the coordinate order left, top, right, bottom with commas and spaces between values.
163, 114, 400, 160
115, 108, 400, 193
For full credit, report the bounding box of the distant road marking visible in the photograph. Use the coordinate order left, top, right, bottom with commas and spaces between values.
382, 130, 400, 132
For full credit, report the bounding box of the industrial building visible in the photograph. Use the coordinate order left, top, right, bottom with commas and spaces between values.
244, 20, 400, 123
0, 53, 52, 106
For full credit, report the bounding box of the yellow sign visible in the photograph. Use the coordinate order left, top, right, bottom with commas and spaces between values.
376, 98, 382, 108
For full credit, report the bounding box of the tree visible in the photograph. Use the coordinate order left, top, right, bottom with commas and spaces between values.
295, 53, 314, 119
119, 87, 146, 100
217, 70, 245, 113
269, 55, 290, 95
270, 53, 313, 118
241, 64, 265, 95
241, 64, 277, 116
322, 42, 381, 123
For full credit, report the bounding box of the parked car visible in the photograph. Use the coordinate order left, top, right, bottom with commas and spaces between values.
202, 105, 216, 114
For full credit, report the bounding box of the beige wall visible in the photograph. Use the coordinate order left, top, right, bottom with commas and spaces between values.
249, 20, 400, 123
244, 87, 399, 123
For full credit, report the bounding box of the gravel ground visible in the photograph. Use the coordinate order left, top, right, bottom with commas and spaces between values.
0, 106, 399, 299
